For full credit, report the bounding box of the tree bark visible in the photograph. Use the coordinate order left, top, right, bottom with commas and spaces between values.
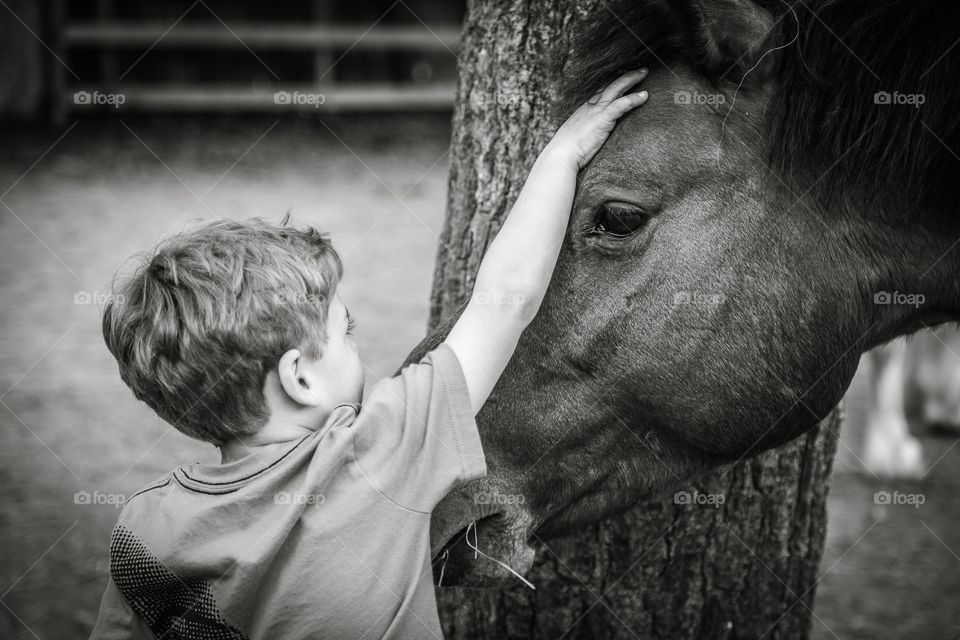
428, 1, 840, 638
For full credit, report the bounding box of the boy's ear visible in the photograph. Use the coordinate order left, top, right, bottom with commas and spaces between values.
277, 349, 323, 406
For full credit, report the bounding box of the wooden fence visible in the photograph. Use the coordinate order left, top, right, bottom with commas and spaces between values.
49, 0, 463, 118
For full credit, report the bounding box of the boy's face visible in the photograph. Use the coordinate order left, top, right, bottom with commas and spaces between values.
312, 293, 365, 407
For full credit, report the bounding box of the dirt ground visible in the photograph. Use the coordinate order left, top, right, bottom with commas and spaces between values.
1, 116, 958, 639
812, 431, 960, 640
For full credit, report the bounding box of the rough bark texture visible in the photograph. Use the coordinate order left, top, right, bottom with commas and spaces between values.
428, 1, 840, 638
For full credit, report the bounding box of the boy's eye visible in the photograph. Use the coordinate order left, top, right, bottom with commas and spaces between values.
346, 317, 357, 335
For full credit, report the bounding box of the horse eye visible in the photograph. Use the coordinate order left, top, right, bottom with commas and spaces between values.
593, 202, 648, 237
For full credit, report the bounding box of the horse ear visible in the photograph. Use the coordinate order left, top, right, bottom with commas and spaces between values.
671, 0, 777, 80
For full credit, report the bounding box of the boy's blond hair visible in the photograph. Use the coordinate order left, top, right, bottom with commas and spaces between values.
103, 218, 343, 445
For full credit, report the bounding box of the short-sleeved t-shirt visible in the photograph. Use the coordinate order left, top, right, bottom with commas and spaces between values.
90, 343, 486, 640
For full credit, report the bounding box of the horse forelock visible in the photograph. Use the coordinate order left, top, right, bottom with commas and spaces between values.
554, 0, 682, 117
556, 0, 960, 218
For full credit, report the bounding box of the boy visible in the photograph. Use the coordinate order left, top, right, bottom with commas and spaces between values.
92, 70, 648, 639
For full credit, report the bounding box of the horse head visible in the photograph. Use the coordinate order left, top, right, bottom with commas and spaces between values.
416, 0, 960, 586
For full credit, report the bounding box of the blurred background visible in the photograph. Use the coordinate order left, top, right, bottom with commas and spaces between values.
0, 1, 957, 638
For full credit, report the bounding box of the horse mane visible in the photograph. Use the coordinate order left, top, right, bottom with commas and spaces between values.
557, 0, 960, 215
555, 1, 686, 115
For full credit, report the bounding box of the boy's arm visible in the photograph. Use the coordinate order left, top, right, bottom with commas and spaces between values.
89, 577, 153, 639
445, 69, 649, 414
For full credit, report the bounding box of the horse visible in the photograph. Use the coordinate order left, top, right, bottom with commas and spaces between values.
842, 326, 960, 478
405, 0, 960, 586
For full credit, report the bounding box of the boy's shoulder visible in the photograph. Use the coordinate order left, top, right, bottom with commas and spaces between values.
108, 472, 179, 581
114, 471, 176, 529
127, 472, 174, 503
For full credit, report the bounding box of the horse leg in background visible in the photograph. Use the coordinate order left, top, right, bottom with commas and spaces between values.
908, 326, 960, 435
860, 339, 925, 478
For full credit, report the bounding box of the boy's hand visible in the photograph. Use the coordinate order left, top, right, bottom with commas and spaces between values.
445, 70, 649, 415
547, 69, 649, 169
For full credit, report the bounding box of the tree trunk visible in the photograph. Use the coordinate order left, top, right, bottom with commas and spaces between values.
428, 1, 840, 638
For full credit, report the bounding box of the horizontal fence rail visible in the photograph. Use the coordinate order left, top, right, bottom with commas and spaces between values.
69, 84, 456, 112
63, 23, 461, 51
52, 6, 463, 119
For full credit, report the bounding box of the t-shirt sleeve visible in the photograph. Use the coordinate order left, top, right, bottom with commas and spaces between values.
89, 577, 154, 639
351, 342, 487, 513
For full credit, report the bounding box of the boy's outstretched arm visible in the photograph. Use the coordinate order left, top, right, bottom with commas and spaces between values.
445, 69, 649, 414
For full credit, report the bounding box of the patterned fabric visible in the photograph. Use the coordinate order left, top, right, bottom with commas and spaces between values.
110, 524, 247, 640
92, 344, 484, 638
